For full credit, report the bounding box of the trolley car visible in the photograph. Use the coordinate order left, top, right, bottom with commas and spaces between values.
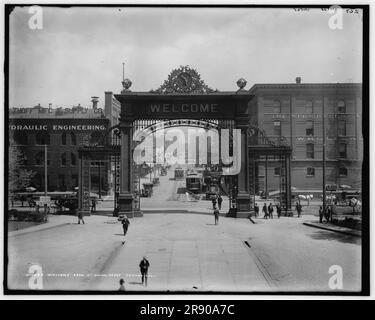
185, 173, 204, 193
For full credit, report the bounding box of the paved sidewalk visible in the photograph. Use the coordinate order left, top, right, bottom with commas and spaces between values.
303, 221, 361, 237
8, 214, 77, 237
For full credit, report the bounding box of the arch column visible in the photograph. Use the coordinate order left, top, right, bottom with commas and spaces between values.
235, 120, 251, 217
118, 121, 134, 218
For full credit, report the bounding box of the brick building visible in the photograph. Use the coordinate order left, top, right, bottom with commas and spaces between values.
249, 80, 363, 192
9, 97, 119, 194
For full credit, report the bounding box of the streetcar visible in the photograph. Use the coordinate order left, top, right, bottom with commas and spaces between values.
185, 173, 204, 193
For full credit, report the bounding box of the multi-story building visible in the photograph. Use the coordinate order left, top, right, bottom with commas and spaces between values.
9, 96, 120, 194
250, 79, 363, 192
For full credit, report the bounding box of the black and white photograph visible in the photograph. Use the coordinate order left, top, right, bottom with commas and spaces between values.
3, 4, 369, 296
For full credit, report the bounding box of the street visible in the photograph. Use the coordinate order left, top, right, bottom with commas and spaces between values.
7, 212, 361, 292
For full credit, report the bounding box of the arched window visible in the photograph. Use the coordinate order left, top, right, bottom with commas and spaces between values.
35, 151, 50, 166
274, 167, 281, 176
339, 143, 347, 158
36, 132, 50, 145
306, 143, 314, 159
70, 132, 76, 145
273, 120, 281, 136
13, 131, 28, 145
62, 132, 67, 145
338, 119, 346, 136
61, 152, 67, 167
71, 152, 76, 166
306, 120, 314, 136
339, 167, 348, 176
337, 101, 346, 113
273, 100, 281, 113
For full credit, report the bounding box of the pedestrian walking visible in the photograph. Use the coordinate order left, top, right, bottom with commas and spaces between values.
121, 216, 130, 236
277, 204, 282, 219
118, 278, 126, 291
262, 203, 268, 219
296, 202, 302, 217
319, 206, 324, 223
211, 195, 217, 210
214, 208, 220, 225
217, 195, 223, 210
254, 203, 259, 217
139, 256, 150, 286
268, 203, 274, 219
91, 198, 96, 213
77, 210, 85, 224
325, 206, 331, 222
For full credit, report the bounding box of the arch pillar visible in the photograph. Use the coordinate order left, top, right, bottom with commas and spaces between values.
235, 119, 252, 218
118, 121, 135, 218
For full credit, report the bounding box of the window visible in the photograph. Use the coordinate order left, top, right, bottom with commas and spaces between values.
273, 100, 281, 113
273, 120, 281, 136
307, 167, 315, 176
62, 133, 67, 145
306, 143, 314, 159
258, 166, 265, 177
72, 174, 78, 187
35, 152, 43, 166
339, 143, 347, 158
35, 151, 50, 166
70, 132, 77, 145
61, 152, 67, 167
337, 101, 346, 113
338, 119, 346, 136
306, 101, 313, 113
274, 167, 281, 176
13, 132, 28, 145
339, 167, 348, 176
58, 174, 65, 187
36, 133, 50, 145
306, 120, 314, 136
71, 152, 76, 166
90, 132, 103, 145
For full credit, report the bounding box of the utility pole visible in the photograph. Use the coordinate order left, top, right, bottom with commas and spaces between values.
44, 144, 48, 196
322, 98, 326, 215
98, 161, 102, 199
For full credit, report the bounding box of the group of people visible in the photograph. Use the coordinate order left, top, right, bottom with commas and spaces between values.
211, 194, 223, 210
318, 205, 333, 223
253, 203, 282, 219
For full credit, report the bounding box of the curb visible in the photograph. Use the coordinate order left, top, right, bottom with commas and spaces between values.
303, 222, 361, 237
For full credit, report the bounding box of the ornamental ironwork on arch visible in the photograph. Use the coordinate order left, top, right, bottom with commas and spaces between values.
150, 65, 218, 94
80, 125, 122, 148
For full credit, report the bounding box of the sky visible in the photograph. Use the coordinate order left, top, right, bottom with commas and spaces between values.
8, 6, 363, 108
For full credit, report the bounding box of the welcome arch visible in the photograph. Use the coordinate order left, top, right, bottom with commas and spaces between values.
78, 66, 292, 218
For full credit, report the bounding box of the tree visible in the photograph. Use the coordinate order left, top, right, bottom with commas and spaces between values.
8, 138, 35, 195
